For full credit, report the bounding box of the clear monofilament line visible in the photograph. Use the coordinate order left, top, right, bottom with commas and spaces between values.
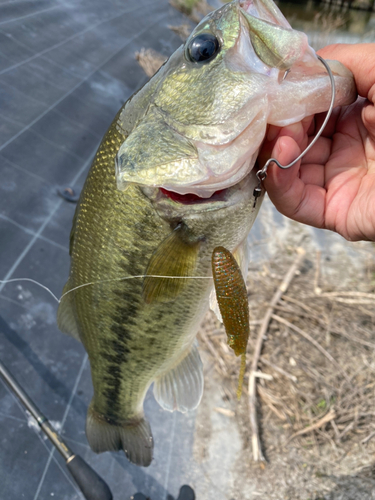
59, 275, 213, 301
0, 275, 213, 304
0, 278, 60, 303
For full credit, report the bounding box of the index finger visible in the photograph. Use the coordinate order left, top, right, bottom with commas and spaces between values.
318, 44, 375, 101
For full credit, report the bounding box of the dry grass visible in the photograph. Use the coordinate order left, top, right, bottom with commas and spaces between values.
168, 23, 193, 41
135, 48, 167, 78
198, 243, 375, 466
169, 0, 213, 23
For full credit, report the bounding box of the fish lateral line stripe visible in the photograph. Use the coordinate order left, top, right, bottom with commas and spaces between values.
0, 275, 214, 304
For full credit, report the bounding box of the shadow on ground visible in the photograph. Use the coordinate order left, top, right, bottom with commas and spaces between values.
315, 464, 375, 500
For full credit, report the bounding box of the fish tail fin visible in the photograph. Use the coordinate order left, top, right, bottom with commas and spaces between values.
86, 403, 153, 467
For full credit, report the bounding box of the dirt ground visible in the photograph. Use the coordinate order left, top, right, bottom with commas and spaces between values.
196, 202, 375, 500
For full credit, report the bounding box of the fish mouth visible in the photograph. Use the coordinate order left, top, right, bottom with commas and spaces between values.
159, 187, 227, 205
142, 170, 258, 215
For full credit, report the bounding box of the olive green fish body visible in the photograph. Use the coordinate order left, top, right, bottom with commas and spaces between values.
58, 101, 260, 465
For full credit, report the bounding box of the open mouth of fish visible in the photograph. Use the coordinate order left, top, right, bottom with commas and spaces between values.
159, 187, 227, 205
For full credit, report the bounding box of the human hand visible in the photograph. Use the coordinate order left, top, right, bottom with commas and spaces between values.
260, 43, 375, 241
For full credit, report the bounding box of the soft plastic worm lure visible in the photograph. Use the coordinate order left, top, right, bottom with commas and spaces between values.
212, 246, 250, 399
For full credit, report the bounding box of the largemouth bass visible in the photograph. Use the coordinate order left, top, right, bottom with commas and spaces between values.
57, 0, 355, 467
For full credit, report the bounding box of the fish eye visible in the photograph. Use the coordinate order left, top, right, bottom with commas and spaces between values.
186, 33, 220, 63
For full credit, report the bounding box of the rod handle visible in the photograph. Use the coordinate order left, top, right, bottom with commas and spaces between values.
66, 455, 112, 500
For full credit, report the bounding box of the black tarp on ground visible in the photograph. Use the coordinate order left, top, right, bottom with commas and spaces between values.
0, 1, 201, 498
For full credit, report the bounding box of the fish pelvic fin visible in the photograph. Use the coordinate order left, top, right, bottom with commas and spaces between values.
153, 343, 203, 413
56, 279, 81, 341
86, 403, 154, 467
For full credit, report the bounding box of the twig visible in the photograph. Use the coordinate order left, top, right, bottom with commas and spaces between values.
271, 314, 350, 383
319, 291, 375, 299
282, 297, 375, 349
258, 386, 287, 421
314, 250, 322, 294
253, 371, 273, 381
338, 421, 355, 440
260, 357, 298, 383
199, 330, 229, 376
288, 408, 336, 441
214, 407, 235, 418
306, 291, 375, 305
249, 247, 306, 462
361, 430, 375, 445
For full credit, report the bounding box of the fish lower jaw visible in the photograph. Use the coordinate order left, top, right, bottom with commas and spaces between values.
141, 169, 258, 215
159, 187, 227, 205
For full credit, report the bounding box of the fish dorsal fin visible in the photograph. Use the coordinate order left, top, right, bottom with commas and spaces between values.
153, 343, 203, 413
242, 12, 308, 70
57, 279, 81, 341
115, 109, 203, 191
209, 239, 249, 322
142, 225, 200, 304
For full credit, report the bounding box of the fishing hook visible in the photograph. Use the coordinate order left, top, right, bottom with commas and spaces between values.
253, 55, 336, 201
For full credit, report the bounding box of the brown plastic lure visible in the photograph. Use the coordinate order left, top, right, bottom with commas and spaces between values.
212, 246, 250, 399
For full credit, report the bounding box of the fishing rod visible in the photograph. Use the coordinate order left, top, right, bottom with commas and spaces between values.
0, 360, 113, 500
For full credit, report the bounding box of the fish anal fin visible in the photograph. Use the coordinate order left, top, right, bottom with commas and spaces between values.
57, 279, 81, 341
153, 343, 203, 413
142, 226, 199, 304
86, 403, 154, 467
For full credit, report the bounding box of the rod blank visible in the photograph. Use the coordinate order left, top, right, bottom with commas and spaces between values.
0, 360, 112, 500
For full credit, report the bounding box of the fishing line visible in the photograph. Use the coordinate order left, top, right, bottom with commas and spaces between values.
0, 278, 60, 304
0, 275, 214, 305
60, 275, 213, 301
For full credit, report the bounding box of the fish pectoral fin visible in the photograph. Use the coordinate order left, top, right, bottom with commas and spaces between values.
209, 286, 223, 323
153, 343, 204, 413
142, 225, 200, 304
86, 403, 154, 467
56, 279, 81, 342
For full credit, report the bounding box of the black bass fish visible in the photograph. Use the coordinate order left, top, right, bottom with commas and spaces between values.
57, 0, 355, 467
